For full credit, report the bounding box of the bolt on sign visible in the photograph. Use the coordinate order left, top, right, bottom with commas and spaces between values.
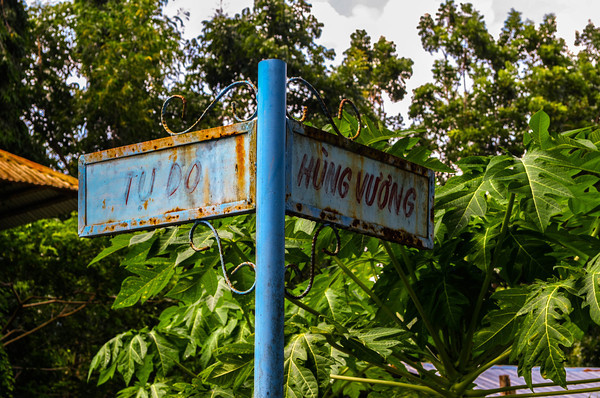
78, 118, 433, 249
285, 119, 434, 249
78, 121, 256, 237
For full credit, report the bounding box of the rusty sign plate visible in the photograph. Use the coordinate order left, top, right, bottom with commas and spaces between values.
285, 120, 434, 249
78, 121, 256, 237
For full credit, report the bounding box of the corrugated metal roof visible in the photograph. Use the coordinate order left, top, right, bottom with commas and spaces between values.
405, 363, 600, 396
475, 365, 600, 397
0, 149, 78, 230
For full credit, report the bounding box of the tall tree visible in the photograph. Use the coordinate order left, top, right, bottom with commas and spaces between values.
175, 1, 412, 132
24, 0, 183, 174
0, 0, 47, 164
334, 29, 413, 127
179, 0, 338, 126
73, 0, 182, 155
410, 0, 600, 162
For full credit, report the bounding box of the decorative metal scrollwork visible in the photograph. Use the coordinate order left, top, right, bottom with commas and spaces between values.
286, 77, 362, 141
189, 220, 256, 295
285, 223, 341, 299
161, 80, 258, 136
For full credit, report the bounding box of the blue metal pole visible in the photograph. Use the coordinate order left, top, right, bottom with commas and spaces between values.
255, 59, 286, 397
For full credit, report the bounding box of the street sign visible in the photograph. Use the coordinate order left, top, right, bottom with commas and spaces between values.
78, 121, 256, 237
285, 119, 434, 249
77, 60, 436, 397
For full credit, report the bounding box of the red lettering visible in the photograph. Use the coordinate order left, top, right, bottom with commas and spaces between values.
185, 162, 201, 193
404, 188, 416, 218
324, 163, 341, 196
166, 163, 182, 196
312, 159, 326, 190
388, 183, 404, 215
137, 168, 155, 201
124, 173, 134, 205
365, 172, 382, 206
377, 174, 392, 210
297, 154, 314, 188
356, 171, 372, 204
338, 167, 352, 198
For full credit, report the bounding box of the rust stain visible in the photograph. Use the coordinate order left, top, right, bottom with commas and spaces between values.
235, 134, 247, 195
203, 168, 211, 205
165, 207, 186, 214
83, 121, 253, 164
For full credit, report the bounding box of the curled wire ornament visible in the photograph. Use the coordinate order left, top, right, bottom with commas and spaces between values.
286, 77, 361, 141
161, 80, 258, 136
285, 223, 341, 299
189, 220, 256, 295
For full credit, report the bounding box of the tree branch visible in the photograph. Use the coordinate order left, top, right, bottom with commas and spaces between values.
2, 295, 94, 346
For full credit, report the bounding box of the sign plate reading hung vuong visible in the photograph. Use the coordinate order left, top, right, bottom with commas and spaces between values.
78, 121, 256, 237
285, 119, 434, 249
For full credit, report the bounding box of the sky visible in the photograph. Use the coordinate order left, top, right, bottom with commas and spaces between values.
164, 0, 600, 121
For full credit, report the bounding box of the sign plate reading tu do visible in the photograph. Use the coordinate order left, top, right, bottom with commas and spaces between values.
79, 119, 433, 249
78, 122, 256, 237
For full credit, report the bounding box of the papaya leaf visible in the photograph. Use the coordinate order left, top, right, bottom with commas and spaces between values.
502, 149, 574, 232
579, 254, 600, 325
204, 356, 253, 389
89, 233, 131, 265
437, 155, 512, 237
166, 267, 211, 304
466, 221, 501, 271
89, 331, 129, 383
529, 110, 550, 149
148, 330, 179, 378
113, 258, 176, 309
118, 334, 148, 385
513, 281, 575, 388
145, 382, 168, 398
129, 230, 156, 246
474, 288, 528, 352
507, 230, 556, 282
284, 334, 319, 398
437, 275, 470, 330
353, 328, 407, 358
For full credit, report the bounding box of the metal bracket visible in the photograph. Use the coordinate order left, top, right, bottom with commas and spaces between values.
287, 77, 361, 140
285, 223, 341, 299
161, 80, 258, 136
189, 220, 256, 295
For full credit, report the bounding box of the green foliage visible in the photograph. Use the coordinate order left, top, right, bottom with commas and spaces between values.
0, 214, 161, 397
89, 110, 600, 397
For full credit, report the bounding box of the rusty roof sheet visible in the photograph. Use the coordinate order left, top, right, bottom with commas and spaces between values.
0, 149, 78, 189
0, 149, 78, 230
